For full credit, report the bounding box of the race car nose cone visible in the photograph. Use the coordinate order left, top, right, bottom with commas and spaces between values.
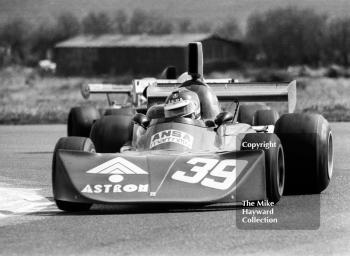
188, 42, 203, 79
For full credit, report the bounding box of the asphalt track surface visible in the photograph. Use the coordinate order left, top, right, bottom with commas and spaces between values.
0, 124, 349, 256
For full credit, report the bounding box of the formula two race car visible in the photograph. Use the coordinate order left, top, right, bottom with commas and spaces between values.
52, 42, 333, 212
67, 78, 146, 137
67, 63, 181, 138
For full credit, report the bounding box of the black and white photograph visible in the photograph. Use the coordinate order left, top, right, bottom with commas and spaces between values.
0, 0, 349, 255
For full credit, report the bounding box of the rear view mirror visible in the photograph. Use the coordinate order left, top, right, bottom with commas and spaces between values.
214, 111, 234, 126
132, 113, 150, 129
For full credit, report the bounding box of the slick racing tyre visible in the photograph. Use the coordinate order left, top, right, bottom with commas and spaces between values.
252, 109, 280, 126
67, 106, 100, 137
275, 113, 333, 194
241, 133, 285, 203
237, 103, 269, 125
90, 115, 133, 153
52, 137, 95, 212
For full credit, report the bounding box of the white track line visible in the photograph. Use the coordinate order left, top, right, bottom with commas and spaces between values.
0, 183, 54, 219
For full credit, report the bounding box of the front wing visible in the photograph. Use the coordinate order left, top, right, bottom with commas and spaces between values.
54, 150, 267, 205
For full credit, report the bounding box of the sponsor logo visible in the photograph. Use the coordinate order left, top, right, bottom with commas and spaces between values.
86, 157, 148, 183
81, 184, 149, 194
82, 158, 149, 194
150, 129, 194, 149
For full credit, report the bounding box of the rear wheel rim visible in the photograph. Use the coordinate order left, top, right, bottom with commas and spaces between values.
277, 146, 285, 196
327, 132, 334, 179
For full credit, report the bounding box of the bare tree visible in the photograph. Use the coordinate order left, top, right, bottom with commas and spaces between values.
195, 22, 212, 33
0, 18, 31, 64
127, 9, 174, 34
127, 9, 148, 34
82, 12, 113, 35
29, 12, 80, 63
246, 7, 327, 66
327, 18, 350, 67
146, 11, 174, 34
213, 18, 243, 40
177, 19, 193, 33
114, 10, 128, 34
56, 12, 80, 39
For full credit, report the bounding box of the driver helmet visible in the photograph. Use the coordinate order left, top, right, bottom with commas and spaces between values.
164, 88, 201, 119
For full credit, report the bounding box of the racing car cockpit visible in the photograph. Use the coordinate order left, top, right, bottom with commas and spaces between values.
128, 42, 240, 151
132, 42, 236, 132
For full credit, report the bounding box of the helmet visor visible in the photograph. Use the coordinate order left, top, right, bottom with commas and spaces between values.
164, 100, 196, 118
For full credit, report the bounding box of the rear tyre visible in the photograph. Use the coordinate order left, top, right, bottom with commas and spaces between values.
90, 115, 133, 153
67, 106, 100, 137
275, 113, 333, 194
52, 137, 95, 212
252, 109, 279, 126
237, 104, 269, 125
241, 133, 285, 203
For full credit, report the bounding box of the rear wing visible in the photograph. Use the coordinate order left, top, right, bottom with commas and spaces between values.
81, 83, 133, 98
142, 79, 297, 113
81, 81, 149, 107
80, 78, 236, 105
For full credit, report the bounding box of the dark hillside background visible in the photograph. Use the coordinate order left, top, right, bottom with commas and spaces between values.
1, 0, 350, 29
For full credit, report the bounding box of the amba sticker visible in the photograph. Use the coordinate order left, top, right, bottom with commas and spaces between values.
150, 129, 194, 149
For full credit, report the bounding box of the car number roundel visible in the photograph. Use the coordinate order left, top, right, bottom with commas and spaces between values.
171, 157, 247, 190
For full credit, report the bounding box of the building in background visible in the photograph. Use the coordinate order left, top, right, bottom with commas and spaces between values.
54, 33, 243, 76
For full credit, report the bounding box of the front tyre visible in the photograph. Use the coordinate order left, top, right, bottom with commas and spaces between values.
241, 133, 285, 203
275, 113, 333, 194
52, 137, 95, 212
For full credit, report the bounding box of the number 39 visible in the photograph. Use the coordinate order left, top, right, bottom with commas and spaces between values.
171, 158, 239, 190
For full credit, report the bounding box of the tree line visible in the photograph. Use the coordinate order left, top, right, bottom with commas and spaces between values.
0, 9, 222, 66
246, 7, 350, 67
1, 6, 350, 68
